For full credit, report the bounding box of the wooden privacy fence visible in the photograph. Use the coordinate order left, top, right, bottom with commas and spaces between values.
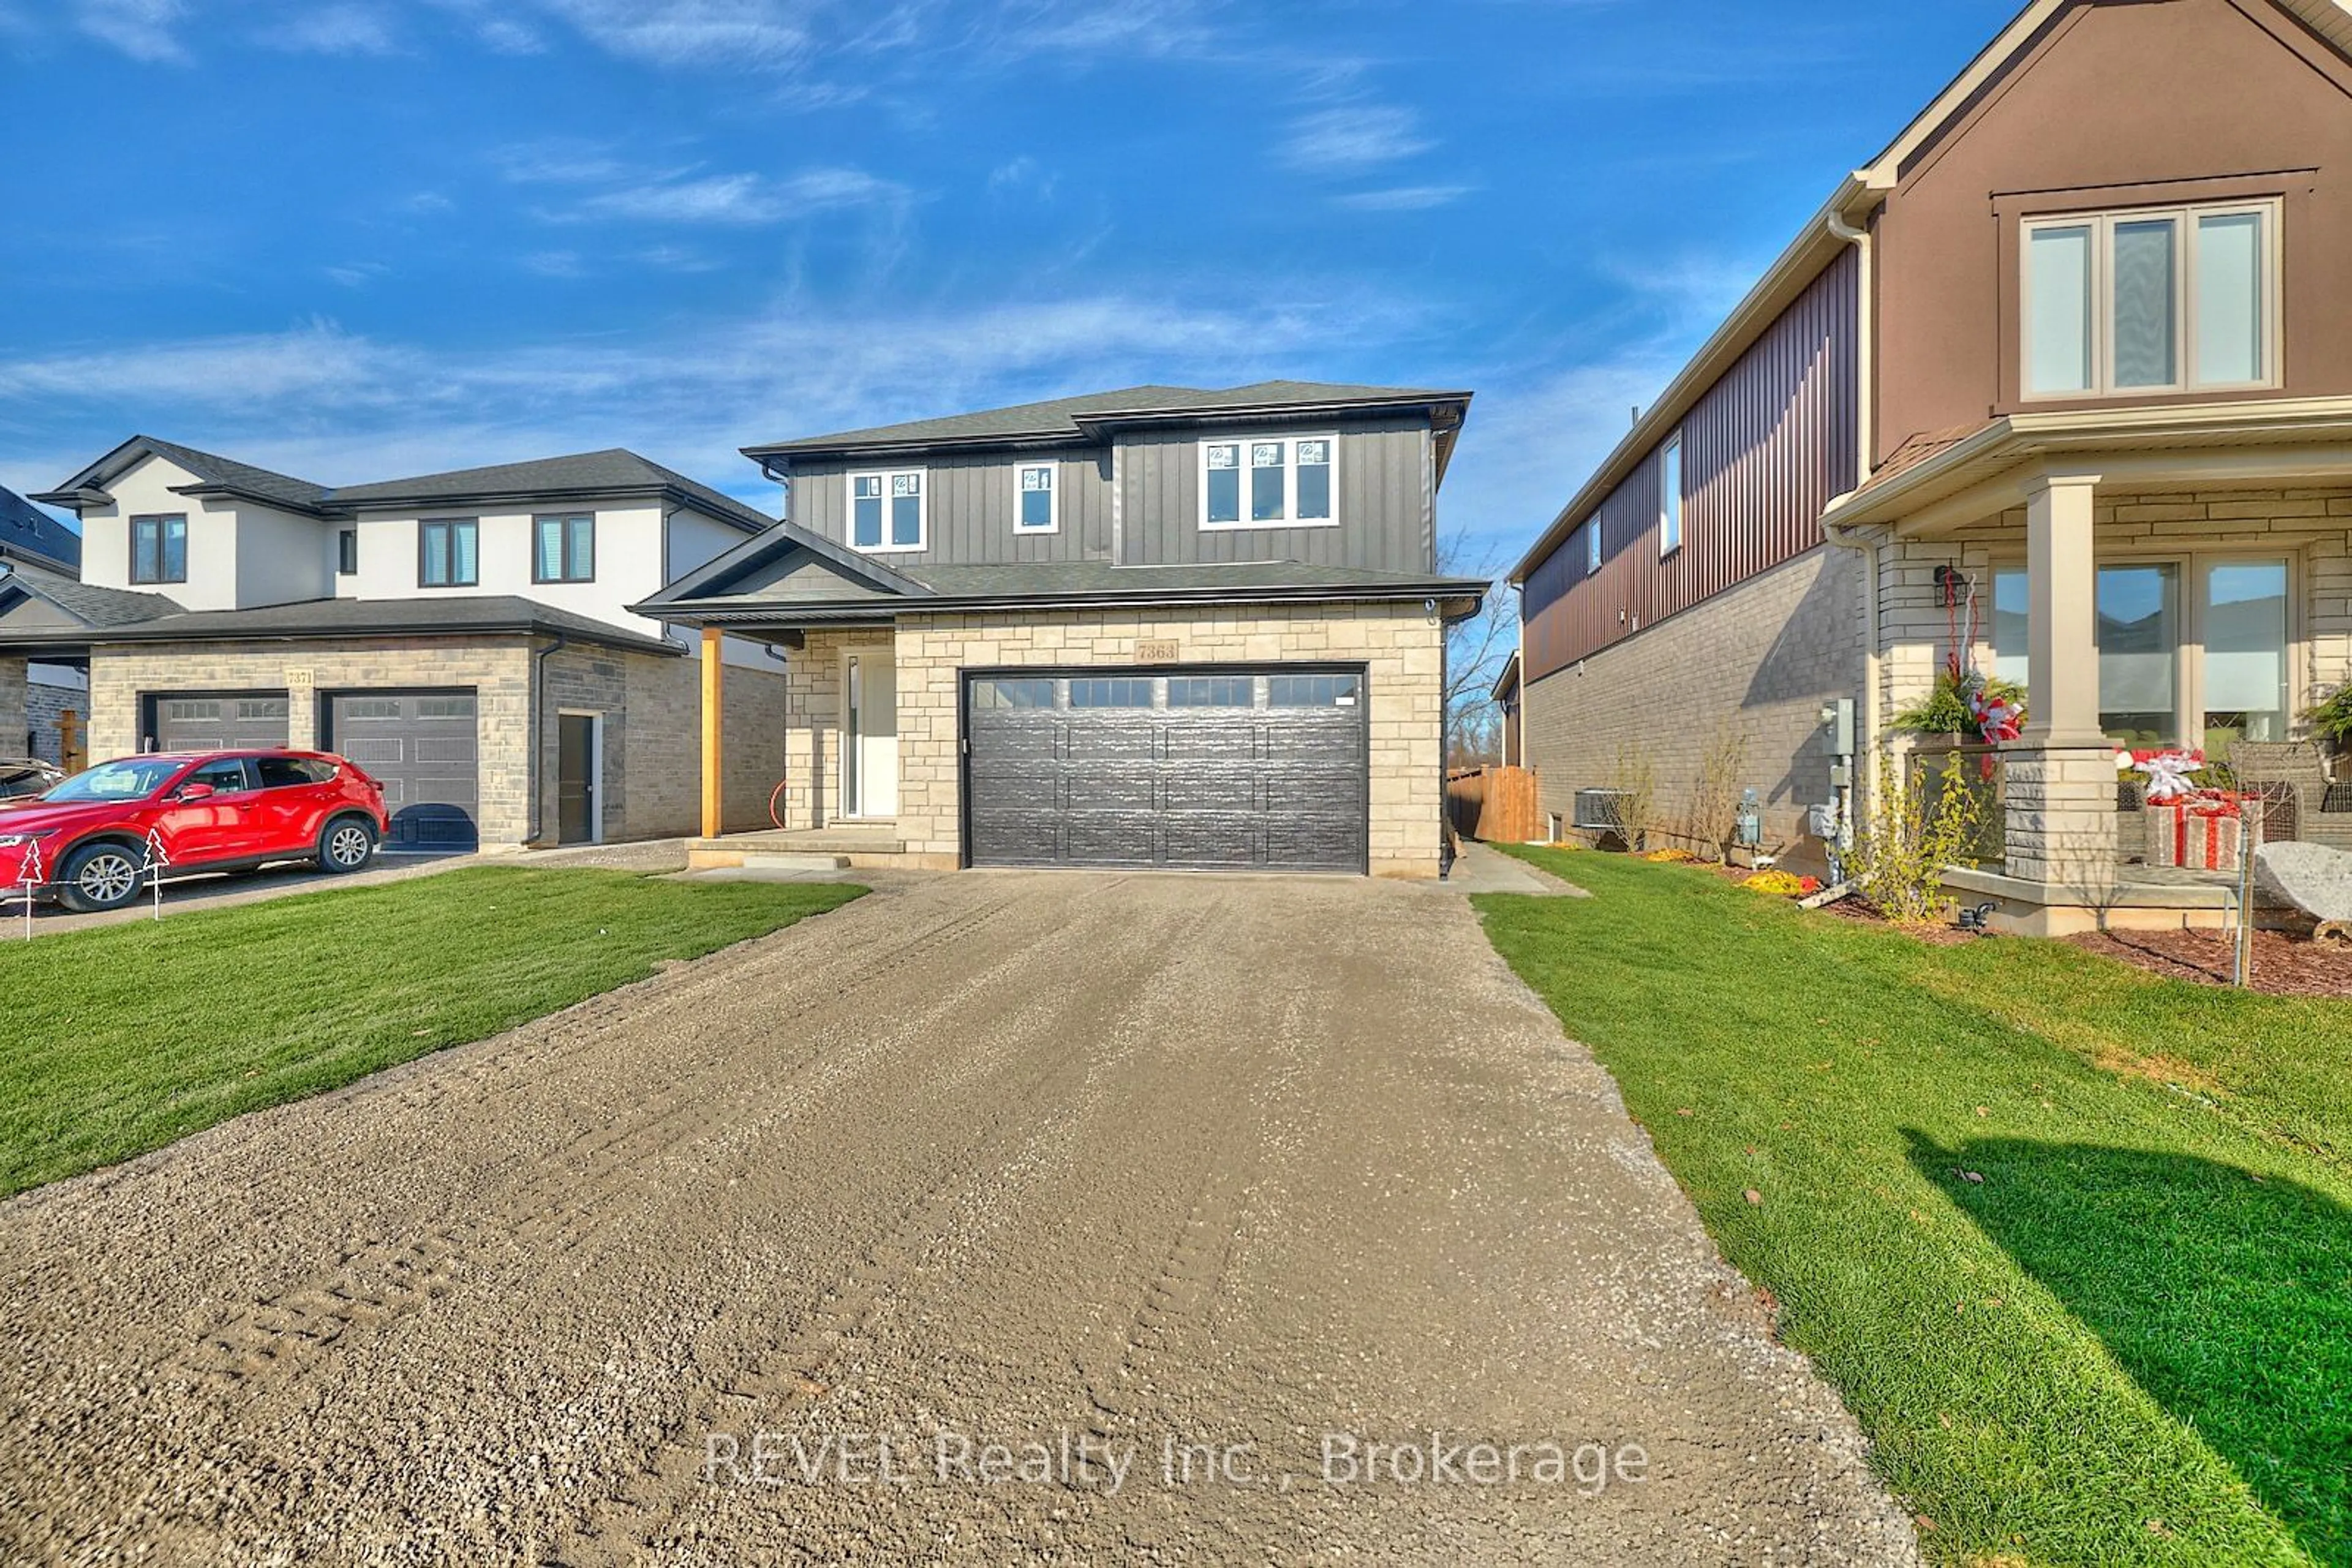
1447, 766, 1541, 844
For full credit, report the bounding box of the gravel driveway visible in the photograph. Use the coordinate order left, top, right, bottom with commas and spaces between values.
0, 871, 1917, 1564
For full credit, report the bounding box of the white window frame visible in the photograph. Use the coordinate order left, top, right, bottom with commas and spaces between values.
2019, 198, 2281, 400
1014, 461, 1060, 535
1659, 432, 1684, 558
1585, 519, 1601, 577
1197, 434, 1339, 530
847, 467, 927, 554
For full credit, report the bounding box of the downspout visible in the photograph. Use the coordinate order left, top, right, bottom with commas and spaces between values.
1823, 206, 1880, 854
526, 631, 569, 848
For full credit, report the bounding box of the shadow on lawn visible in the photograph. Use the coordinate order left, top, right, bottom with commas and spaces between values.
1906, 1131, 2351, 1566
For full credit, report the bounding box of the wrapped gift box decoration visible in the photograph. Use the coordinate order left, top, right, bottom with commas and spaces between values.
2145, 797, 2244, 870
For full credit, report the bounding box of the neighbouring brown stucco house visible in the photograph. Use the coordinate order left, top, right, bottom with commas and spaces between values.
1509, 0, 2352, 933
637, 382, 1485, 879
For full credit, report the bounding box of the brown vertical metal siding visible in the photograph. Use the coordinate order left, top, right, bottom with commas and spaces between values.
1523, 248, 1859, 682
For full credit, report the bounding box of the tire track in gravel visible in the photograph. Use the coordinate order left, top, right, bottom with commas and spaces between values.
162, 882, 1043, 1393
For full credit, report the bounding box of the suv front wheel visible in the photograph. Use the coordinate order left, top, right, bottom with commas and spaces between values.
56, 841, 149, 913
318, 816, 379, 874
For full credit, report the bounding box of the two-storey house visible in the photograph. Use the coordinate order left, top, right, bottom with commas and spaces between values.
639, 382, 1485, 878
1, 438, 788, 850
0, 483, 91, 765
1509, 0, 2352, 932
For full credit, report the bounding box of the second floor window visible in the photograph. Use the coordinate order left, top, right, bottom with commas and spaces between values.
535, 514, 596, 582
131, 514, 187, 584
1659, 434, 1684, 557
2024, 200, 2277, 398
337, 529, 358, 576
1586, 519, 1602, 577
1202, 435, 1335, 528
419, 518, 479, 588
851, 470, 925, 551
1016, 464, 1057, 532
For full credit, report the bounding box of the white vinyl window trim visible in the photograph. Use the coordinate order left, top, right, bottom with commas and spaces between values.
1198, 434, 1339, 530
848, 468, 927, 553
1014, 461, 1060, 534
2020, 198, 2280, 399
1659, 432, 1684, 558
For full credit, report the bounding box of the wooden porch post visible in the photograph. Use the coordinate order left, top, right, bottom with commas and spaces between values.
700, 626, 724, 839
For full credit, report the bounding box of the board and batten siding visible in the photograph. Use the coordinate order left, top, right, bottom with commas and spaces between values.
785, 415, 1438, 575
1523, 247, 1860, 682
1115, 417, 1434, 571
790, 450, 1114, 565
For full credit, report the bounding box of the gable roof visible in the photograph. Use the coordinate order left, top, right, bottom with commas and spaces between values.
0, 557, 182, 629
1508, 0, 2352, 584
33, 435, 333, 515
33, 440, 774, 533
637, 511, 935, 611
0, 487, 81, 573
328, 449, 774, 533
747, 380, 1473, 465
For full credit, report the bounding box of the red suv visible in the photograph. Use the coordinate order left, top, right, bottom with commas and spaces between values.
0, 750, 390, 913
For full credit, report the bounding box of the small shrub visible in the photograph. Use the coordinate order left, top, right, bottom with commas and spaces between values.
1684, 726, 1749, 863
1605, 747, 1659, 853
1852, 748, 1983, 925
2305, 681, 2352, 752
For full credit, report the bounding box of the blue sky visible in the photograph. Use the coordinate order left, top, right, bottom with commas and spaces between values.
0, 0, 2018, 567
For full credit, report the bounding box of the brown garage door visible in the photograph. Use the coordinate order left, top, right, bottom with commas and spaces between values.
147, 692, 290, 753
326, 690, 481, 850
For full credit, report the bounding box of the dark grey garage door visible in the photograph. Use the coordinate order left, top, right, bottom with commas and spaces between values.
965, 668, 1369, 873
148, 692, 290, 753
326, 690, 480, 850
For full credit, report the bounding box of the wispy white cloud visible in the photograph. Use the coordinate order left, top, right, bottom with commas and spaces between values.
557, 167, 908, 225
325, 261, 391, 288
1335, 185, 1472, 213
75, 0, 187, 62
987, 155, 1057, 201
520, 251, 586, 277
0, 287, 1428, 505
258, 2, 399, 55
993, 0, 1219, 58
1278, 105, 1431, 173
527, 0, 821, 71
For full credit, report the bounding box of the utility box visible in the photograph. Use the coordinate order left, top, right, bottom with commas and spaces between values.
1820, 697, 1856, 758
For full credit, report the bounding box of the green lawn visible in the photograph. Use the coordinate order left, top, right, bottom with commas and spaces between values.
0, 867, 864, 1199
1480, 848, 2351, 1568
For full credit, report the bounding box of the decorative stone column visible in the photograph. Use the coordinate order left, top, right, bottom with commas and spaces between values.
2003, 474, 2116, 886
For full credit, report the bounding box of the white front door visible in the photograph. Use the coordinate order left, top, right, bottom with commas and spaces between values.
842, 649, 899, 819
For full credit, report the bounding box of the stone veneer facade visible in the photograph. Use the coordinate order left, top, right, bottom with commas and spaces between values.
85, 636, 784, 848
1518, 486, 2352, 895
775, 601, 1448, 878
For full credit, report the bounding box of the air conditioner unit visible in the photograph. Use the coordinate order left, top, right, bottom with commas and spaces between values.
1572, 788, 1627, 832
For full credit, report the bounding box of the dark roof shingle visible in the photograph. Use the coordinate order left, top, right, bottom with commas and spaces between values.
749, 380, 1469, 456
0, 558, 181, 627
325, 448, 774, 532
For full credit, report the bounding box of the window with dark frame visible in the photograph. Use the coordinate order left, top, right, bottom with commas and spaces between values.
419, 518, 479, 587
130, 514, 188, 584
337, 529, 358, 576
534, 513, 596, 582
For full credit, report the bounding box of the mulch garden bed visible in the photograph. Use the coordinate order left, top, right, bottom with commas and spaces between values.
2066, 925, 2352, 998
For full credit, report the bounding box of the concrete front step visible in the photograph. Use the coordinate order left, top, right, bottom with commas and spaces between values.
741, 852, 854, 872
